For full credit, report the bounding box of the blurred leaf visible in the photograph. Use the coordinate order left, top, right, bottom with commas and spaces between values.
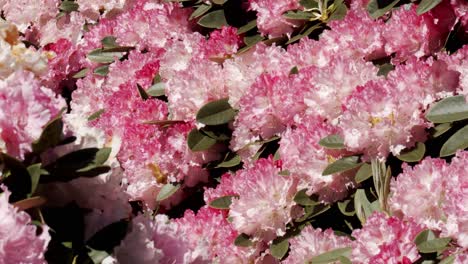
156, 183, 181, 201
244, 34, 264, 46
283, 10, 314, 20
439, 255, 456, 264
32, 115, 63, 153
414, 229, 451, 253
308, 247, 352, 264
300, 0, 319, 9
414, 229, 436, 245
354, 189, 373, 224
209, 195, 237, 209
72, 68, 89, 78
367, 0, 399, 19
101, 36, 118, 49
270, 239, 289, 260
286, 23, 322, 44
319, 134, 345, 149
237, 20, 257, 34
377, 63, 395, 77
417, 0, 443, 15
328, 0, 347, 22
198, 10, 228, 29
147, 83, 166, 97
212, 0, 227, 4
87, 109, 105, 122
137, 84, 149, 100
440, 124, 468, 157
143, 120, 185, 126
27, 163, 44, 197
215, 154, 241, 168
187, 128, 217, 151
196, 98, 237, 125
200, 127, 231, 141
294, 189, 319, 206
432, 122, 452, 138
426, 96, 468, 123
337, 199, 355, 216
355, 163, 372, 183
190, 4, 212, 20
13, 196, 46, 211
60, 1, 79, 12
289, 66, 299, 75
396, 142, 425, 162
87, 49, 123, 63
87, 248, 109, 264
93, 65, 110, 76
234, 233, 253, 247
322, 156, 361, 176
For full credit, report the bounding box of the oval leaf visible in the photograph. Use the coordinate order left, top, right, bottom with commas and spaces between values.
397, 142, 426, 162
440, 124, 468, 157
237, 20, 257, 34
322, 156, 361, 176
147, 83, 166, 97
156, 183, 180, 201
197, 10, 228, 29
13, 196, 46, 211
209, 195, 237, 209
309, 247, 352, 263
354, 189, 373, 224
426, 96, 468, 123
337, 199, 355, 217
190, 4, 212, 20
417, 237, 451, 253
215, 154, 241, 168
187, 129, 217, 151
270, 239, 289, 260
319, 134, 345, 149
355, 163, 372, 183
234, 233, 253, 247
366, 0, 399, 18
417, 0, 443, 15
196, 98, 237, 125
294, 189, 319, 206
432, 122, 452, 138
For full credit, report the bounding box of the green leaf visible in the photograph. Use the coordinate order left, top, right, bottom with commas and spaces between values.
440, 124, 468, 157
244, 34, 264, 46
396, 142, 426, 162
72, 68, 89, 78
300, 0, 319, 9
234, 233, 253, 247
156, 183, 180, 201
308, 247, 352, 264
283, 10, 314, 20
294, 189, 319, 206
137, 84, 149, 100
319, 134, 345, 149
355, 163, 372, 183
190, 4, 212, 20
426, 96, 468, 123
237, 20, 257, 34
366, 0, 400, 19
87, 49, 123, 63
27, 164, 43, 197
328, 0, 348, 22
147, 83, 166, 97
338, 256, 352, 264
270, 239, 289, 260
142, 120, 185, 126
414, 230, 436, 245
93, 65, 110, 76
87, 109, 105, 121
432, 122, 452, 138
322, 156, 361, 176
187, 129, 217, 151
289, 66, 299, 75
354, 189, 373, 224
417, 0, 443, 15
201, 128, 230, 141
418, 237, 451, 253
209, 195, 237, 209
32, 115, 63, 153
60, 1, 79, 12
101, 36, 118, 49
196, 98, 237, 125
212, 0, 227, 4
87, 249, 109, 264
377, 63, 395, 77
286, 23, 322, 44
197, 10, 228, 29
215, 154, 241, 168
337, 199, 355, 216
439, 255, 456, 264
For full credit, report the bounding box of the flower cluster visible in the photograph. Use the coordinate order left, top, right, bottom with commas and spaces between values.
0, 0, 467, 263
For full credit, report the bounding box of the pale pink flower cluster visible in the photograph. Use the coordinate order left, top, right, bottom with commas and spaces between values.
0, 187, 51, 264
249, 0, 302, 37
390, 151, 468, 248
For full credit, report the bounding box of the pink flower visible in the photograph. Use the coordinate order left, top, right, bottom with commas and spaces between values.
0, 70, 65, 158
283, 226, 352, 264
389, 157, 448, 231
279, 116, 355, 203
227, 158, 298, 240
440, 45, 468, 101
339, 80, 429, 160
248, 0, 302, 37
0, 186, 51, 264
0, 0, 59, 32
200, 26, 242, 59
77, 0, 130, 21
351, 212, 423, 264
